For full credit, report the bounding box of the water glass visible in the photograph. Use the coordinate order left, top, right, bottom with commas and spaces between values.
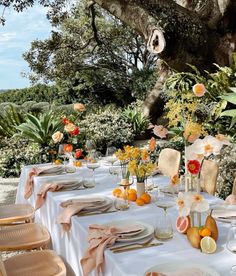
226, 221, 236, 274
154, 211, 173, 240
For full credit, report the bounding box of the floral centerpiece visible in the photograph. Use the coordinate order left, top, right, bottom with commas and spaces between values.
51, 103, 86, 163
115, 146, 155, 197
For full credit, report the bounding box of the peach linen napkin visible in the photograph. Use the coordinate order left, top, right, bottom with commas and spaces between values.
56, 198, 105, 232
35, 180, 84, 210
24, 165, 63, 199
81, 224, 144, 276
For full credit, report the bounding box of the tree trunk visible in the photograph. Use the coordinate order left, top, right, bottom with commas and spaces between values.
93, 0, 236, 119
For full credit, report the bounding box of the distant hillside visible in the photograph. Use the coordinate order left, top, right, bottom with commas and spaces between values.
0, 89, 9, 93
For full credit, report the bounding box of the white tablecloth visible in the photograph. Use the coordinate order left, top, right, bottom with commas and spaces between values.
16, 163, 233, 276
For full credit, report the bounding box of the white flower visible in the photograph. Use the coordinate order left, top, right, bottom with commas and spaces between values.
52, 131, 63, 143
185, 144, 204, 162
176, 192, 192, 217
191, 135, 223, 157
191, 193, 209, 213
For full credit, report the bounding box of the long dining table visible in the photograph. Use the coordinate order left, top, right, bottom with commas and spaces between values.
16, 162, 235, 276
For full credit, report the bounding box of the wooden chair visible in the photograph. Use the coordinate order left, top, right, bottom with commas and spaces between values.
0, 223, 50, 251
200, 160, 219, 195
1, 250, 66, 276
231, 177, 236, 196
0, 204, 34, 226
158, 148, 181, 177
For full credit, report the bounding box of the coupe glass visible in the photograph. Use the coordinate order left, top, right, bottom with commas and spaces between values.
153, 189, 175, 240
86, 151, 101, 187
85, 139, 96, 154
226, 221, 236, 275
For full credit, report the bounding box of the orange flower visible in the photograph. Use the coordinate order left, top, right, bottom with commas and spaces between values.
149, 137, 156, 152
64, 144, 73, 152
153, 125, 168, 139
192, 83, 206, 97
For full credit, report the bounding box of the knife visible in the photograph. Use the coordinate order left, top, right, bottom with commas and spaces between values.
218, 216, 236, 219
78, 210, 117, 216
112, 242, 163, 253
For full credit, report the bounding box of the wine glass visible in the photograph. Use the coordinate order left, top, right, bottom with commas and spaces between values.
58, 144, 67, 172
153, 189, 175, 240
85, 139, 96, 155
105, 146, 117, 167
86, 151, 101, 187
226, 221, 236, 275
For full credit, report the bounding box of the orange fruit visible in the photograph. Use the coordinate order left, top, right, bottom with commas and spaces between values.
74, 161, 82, 167
54, 159, 62, 165
128, 189, 137, 195
199, 227, 211, 237
136, 198, 145, 206
112, 188, 122, 198
140, 193, 151, 204
128, 193, 137, 202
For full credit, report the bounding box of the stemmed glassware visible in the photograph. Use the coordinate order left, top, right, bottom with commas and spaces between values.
105, 146, 117, 167
226, 221, 236, 275
86, 151, 101, 187
58, 144, 67, 173
85, 139, 96, 155
114, 178, 133, 211
153, 189, 175, 240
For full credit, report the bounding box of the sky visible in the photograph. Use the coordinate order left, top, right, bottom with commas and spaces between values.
0, 5, 52, 90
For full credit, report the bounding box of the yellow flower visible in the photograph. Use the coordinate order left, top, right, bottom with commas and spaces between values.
141, 149, 149, 161
171, 174, 180, 186
73, 103, 86, 112
183, 121, 203, 143
64, 123, 76, 133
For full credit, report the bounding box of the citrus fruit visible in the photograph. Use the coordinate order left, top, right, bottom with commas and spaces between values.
128, 193, 137, 201
199, 227, 211, 237
54, 159, 62, 165
176, 216, 191, 234
140, 193, 151, 204
112, 188, 122, 197
128, 189, 137, 195
74, 161, 82, 167
200, 236, 217, 254
136, 198, 145, 206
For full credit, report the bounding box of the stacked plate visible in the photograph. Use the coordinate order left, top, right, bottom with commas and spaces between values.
39, 166, 64, 176
144, 262, 220, 276
211, 203, 236, 223
75, 196, 114, 214
103, 220, 154, 243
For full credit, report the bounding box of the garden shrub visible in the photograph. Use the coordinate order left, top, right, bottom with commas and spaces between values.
0, 138, 49, 178
80, 106, 134, 153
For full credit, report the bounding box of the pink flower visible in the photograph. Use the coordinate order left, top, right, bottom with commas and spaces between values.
153, 125, 168, 139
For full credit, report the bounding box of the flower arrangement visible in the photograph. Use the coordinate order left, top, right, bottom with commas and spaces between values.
176, 192, 209, 217
115, 145, 155, 182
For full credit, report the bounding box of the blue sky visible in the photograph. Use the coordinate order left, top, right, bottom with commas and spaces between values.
0, 5, 52, 89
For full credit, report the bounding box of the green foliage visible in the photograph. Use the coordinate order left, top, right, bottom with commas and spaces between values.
0, 104, 25, 137
16, 111, 62, 147
0, 84, 61, 105
220, 87, 236, 129
0, 138, 49, 178
80, 106, 134, 153
216, 145, 236, 199
123, 101, 150, 136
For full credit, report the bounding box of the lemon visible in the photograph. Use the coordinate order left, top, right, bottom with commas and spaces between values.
200, 236, 217, 254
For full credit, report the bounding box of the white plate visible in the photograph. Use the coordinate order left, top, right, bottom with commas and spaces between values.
212, 204, 236, 223
103, 220, 154, 242
81, 196, 113, 211
144, 262, 220, 276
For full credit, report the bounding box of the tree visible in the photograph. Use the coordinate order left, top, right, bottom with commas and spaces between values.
22, 1, 157, 105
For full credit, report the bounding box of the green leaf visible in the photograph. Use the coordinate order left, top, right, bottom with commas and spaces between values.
221, 94, 236, 105
220, 109, 236, 117
229, 87, 236, 93
230, 116, 236, 129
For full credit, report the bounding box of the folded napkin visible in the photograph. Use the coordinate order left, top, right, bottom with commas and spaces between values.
81, 224, 143, 276
56, 198, 106, 232
35, 180, 84, 210
24, 165, 63, 199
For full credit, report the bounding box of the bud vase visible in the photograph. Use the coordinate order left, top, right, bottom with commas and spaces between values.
190, 211, 202, 227
136, 182, 145, 198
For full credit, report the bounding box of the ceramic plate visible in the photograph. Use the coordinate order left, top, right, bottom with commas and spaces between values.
212, 204, 236, 223
103, 220, 154, 242
80, 196, 113, 211
144, 262, 220, 276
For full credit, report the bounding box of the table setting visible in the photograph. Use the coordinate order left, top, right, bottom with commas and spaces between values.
15, 139, 236, 276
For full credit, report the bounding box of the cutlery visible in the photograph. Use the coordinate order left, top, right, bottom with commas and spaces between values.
110, 237, 154, 251
111, 242, 163, 253
78, 210, 117, 216
217, 216, 236, 219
